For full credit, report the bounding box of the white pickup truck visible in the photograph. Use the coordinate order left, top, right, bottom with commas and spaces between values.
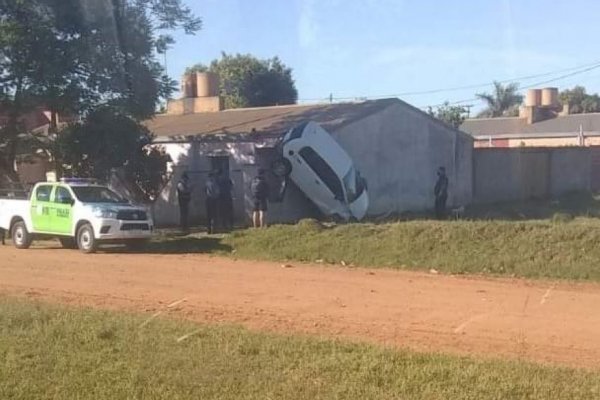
0, 178, 154, 253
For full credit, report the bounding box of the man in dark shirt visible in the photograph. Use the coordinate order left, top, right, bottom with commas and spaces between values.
205, 171, 220, 234
217, 169, 234, 231
176, 172, 192, 233
251, 169, 270, 228
434, 166, 449, 220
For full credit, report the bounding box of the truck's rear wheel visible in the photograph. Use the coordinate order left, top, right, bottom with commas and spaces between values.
12, 221, 32, 249
59, 237, 78, 249
77, 223, 97, 254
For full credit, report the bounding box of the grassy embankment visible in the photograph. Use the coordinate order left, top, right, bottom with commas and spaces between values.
152, 192, 600, 281
1, 298, 599, 399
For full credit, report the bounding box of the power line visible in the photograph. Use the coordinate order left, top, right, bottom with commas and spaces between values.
418, 61, 600, 110
298, 59, 600, 105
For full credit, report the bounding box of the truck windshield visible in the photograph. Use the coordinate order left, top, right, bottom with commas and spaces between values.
71, 186, 126, 203
343, 167, 366, 203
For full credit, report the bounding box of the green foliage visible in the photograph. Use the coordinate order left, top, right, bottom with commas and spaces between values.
55, 108, 169, 200
476, 81, 524, 118
0, 0, 200, 178
189, 53, 298, 109
428, 102, 468, 128
1, 298, 599, 399
560, 86, 600, 114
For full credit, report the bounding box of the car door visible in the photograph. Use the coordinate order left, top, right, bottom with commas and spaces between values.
52, 186, 74, 235
31, 184, 54, 232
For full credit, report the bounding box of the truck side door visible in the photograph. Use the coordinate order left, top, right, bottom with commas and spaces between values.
30, 184, 54, 232
52, 186, 74, 235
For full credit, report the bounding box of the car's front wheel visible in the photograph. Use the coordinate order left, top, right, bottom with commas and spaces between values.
77, 223, 97, 254
271, 157, 292, 177
12, 221, 32, 249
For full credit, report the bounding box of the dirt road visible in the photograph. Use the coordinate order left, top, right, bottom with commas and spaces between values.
1, 245, 600, 368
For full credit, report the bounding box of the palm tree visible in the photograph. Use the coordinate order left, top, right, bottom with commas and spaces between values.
476, 81, 524, 118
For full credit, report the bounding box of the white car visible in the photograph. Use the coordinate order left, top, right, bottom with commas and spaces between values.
272, 121, 369, 220
0, 178, 153, 253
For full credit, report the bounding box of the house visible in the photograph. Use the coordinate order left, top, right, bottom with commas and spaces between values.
0, 107, 72, 186
462, 87, 600, 147
144, 72, 473, 226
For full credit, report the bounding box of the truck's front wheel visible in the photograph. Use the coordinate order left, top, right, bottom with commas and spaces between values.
77, 223, 97, 254
12, 221, 32, 249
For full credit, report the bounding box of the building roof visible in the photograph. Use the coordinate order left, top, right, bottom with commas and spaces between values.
461, 113, 600, 138
145, 98, 400, 140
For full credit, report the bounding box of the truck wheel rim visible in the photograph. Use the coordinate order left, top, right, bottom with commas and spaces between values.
81, 231, 91, 248
15, 228, 23, 244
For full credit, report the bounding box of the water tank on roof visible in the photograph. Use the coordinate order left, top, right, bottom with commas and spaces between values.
525, 89, 542, 107
181, 73, 196, 98
541, 87, 559, 107
196, 72, 220, 97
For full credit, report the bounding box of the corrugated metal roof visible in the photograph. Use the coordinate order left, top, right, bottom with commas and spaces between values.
145, 98, 400, 139
461, 113, 600, 137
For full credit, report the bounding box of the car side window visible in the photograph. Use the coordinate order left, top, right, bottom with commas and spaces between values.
35, 185, 52, 202
299, 147, 344, 201
54, 187, 73, 204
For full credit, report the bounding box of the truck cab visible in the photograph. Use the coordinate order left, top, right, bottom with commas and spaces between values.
1, 178, 153, 253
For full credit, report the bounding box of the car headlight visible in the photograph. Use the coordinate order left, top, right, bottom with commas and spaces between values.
93, 207, 118, 219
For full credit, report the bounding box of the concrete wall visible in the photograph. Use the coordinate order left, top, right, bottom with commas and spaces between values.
473, 147, 591, 203
475, 136, 600, 148
332, 102, 473, 215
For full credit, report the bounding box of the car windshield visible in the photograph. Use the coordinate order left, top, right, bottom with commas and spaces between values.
71, 186, 126, 204
343, 167, 366, 203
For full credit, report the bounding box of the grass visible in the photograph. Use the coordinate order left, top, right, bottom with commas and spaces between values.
147, 217, 600, 281
1, 298, 599, 399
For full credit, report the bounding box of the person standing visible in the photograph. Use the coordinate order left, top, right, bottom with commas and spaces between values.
205, 171, 221, 234
176, 172, 192, 233
434, 166, 449, 220
251, 169, 270, 228
217, 169, 234, 231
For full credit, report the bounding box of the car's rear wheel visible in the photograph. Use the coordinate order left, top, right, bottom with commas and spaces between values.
271, 157, 292, 177
12, 221, 32, 249
59, 237, 78, 249
77, 223, 97, 254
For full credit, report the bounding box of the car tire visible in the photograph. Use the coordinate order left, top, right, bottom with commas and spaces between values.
125, 239, 148, 252
59, 237, 78, 249
271, 157, 292, 177
77, 223, 97, 254
12, 221, 32, 249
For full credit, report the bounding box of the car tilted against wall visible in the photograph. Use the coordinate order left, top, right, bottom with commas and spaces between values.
272, 121, 369, 221
0, 178, 153, 253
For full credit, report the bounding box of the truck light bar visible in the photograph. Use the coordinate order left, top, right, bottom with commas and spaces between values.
59, 178, 99, 184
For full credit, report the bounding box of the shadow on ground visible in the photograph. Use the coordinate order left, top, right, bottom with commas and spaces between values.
107, 236, 233, 255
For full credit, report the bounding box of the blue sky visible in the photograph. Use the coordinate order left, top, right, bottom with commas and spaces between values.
167, 0, 600, 112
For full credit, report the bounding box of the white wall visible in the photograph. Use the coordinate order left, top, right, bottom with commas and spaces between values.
332, 102, 473, 216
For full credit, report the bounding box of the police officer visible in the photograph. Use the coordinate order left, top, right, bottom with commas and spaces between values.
205, 171, 220, 234
434, 166, 449, 220
217, 169, 234, 231
251, 169, 270, 228
177, 172, 192, 233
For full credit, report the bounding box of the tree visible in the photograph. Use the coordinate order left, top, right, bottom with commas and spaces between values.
187, 53, 298, 109
560, 86, 600, 114
0, 0, 200, 181
428, 102, 468, 129
55, 108, 170, 200
476, 82, 524, 118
